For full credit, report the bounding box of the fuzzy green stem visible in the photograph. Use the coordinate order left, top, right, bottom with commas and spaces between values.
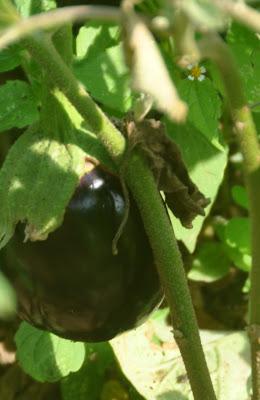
22, 32, 216, 400
126, 154, 217, 400
199, 34, 260, 400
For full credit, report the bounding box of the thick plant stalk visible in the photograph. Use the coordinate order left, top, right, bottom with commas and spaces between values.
22, 33, 217, 399
199, 34, 260, 400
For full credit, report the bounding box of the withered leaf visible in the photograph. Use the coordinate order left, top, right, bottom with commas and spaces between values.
123, 117, 210, 228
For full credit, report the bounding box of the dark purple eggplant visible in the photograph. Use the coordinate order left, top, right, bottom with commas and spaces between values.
1, 166, 162, 342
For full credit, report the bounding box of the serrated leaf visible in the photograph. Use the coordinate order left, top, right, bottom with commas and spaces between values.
177, 78, 222, 149
0, 80, 39, 132
61, 342, 115, 400
165, 120, 228, 252
76, 21, 120, 60
0, 270, 16, 318
15, 322, 85, 382
227, 22, 260, 106
74, 44, 133, 113
188, 242, 230, 282
111, 313, 251, 400
0, 91, 115, 247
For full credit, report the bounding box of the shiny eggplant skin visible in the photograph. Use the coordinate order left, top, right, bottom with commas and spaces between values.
1, 166, 162, 342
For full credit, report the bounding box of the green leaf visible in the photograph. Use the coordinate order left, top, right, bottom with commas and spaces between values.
165, 120, 228, 252
224, 245, 251, 272
0, 80, 39, 132
74, 44, 133, 113
61, 342, 115, 400
188, 242, 230, 282
0, 46, 21, 73
227, 23, 260, 106
0, 270, 16, 318
15, 322, 85, 382
0, 91, 115, 248
231, 185, 249, 210
111, 315, 251, 400
177, 78, 222, 150
14, 0, 56, 17
76, 21, 120, 60
225, 217, 251, 254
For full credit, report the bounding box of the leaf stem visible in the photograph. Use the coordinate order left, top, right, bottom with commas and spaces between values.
212, 0, 260, 33
199, 34, 260, 400
23, 32, 216, 399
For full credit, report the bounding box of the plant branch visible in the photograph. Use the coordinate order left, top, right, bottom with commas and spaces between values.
125, 154, 217, 400
24, 33, 126, 163
23, 33, 216, 400
199, 34, 260, 400
0, 5, 121, 50
212, 0, 260, 33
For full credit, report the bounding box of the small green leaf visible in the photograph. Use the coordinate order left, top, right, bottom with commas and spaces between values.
0, 270, 16, 318
15, 322, 85, 382
0, 46, 21, 72
188, 242, 230, 282
225, 217, 251, 254
74, 44, 133, 113
0, 80, 39, 132
165, 120, 228, 252
225, 245, 251, 272
76, 21, 120, 60
177, 78, 222, 150
231, 185, 249, 210
61, 342, 115, 400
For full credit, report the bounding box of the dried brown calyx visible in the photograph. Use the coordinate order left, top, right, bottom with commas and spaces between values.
122, 117, 210, 229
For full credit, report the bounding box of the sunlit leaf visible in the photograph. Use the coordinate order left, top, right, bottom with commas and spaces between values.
15, 322, 85, 382
111, 311, 251, 400
0, 270, 16, 318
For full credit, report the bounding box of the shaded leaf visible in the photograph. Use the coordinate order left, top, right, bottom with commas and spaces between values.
61, 342, 115, 400
0, 45, 21, 73
15, 322, 85, 382
0, 80, 39, 132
